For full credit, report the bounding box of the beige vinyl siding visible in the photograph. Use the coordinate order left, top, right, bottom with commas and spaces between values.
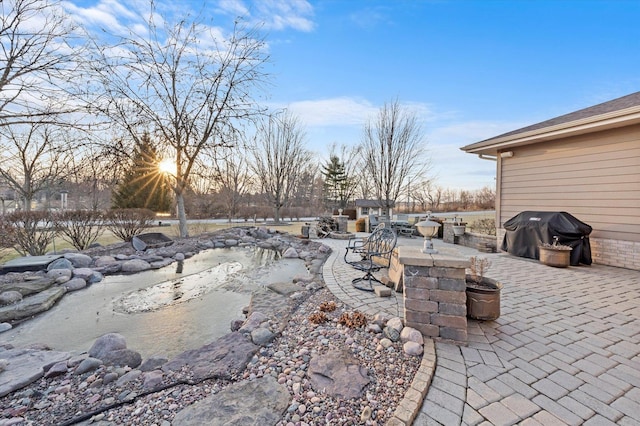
498, 124, 640, 243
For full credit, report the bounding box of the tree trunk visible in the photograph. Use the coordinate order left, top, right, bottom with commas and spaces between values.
274, 205, 281, 223
176, 192, 189, 238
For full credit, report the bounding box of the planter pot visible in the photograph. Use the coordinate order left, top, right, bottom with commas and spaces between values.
452, 225, 466, 236
539, 246, 571, 268
466, 276, 502, 321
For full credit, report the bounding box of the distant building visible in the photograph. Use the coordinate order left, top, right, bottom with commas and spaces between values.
462, 91, 640, 271
354, 199, 395, 220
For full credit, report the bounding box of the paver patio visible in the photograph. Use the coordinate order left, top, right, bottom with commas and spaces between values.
321, 235, 640, 425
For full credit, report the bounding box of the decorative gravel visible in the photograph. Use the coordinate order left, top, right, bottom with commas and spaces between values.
1, 285, 420, 426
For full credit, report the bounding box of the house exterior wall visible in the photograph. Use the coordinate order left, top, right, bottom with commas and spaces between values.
496, 124, 640, 270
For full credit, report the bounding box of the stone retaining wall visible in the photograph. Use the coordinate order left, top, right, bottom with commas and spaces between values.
442, 222, 497, 253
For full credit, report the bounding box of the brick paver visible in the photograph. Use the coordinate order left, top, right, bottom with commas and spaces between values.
321, 235, 640, 425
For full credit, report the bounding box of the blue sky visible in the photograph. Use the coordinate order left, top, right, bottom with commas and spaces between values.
66, 0, 640, 190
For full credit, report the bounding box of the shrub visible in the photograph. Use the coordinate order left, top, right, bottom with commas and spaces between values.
56, 210, 106, 250
105, 208, 155, 242
4, 211, 57, 256
0, 216, 17, 250
471, 218, 496, 236
355, 218, 366, 232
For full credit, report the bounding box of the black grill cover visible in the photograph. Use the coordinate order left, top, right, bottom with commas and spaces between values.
501, 211, 592, 266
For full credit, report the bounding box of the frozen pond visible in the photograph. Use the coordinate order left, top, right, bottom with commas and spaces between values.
0, 247, 307, 358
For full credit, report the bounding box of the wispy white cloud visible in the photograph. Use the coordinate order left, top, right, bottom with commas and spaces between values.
283, 97, 376, 126
216, 0, 315, 32
348, 5, 391, 30
279, 97, 440, 128
426, 120, 526, 147
63, 0, 150, 37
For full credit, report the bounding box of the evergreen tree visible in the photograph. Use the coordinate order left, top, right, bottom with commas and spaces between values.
321, 155, 350, 209
112, 134, 172, 212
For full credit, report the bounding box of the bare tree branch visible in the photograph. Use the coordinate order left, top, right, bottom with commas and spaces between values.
250, 110, 311, 223
359, 99, 431, 211
89, 4, 269, 236
0, 0, 86, 127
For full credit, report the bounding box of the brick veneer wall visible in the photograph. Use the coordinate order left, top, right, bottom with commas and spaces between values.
399, 247, 469, 344
498, 228, 640, 271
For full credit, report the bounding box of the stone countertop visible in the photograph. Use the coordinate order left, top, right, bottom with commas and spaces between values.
397, 246, 470, 268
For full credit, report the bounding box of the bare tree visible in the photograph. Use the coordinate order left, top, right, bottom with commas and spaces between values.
211, 148, 253, 222
90, 5, 269, 237
68, 146, 119, 211
0, 123, 74, 211
359, 99, 431, 212
250, 111, 311, 223
0, 0, 83, 127
412, 179, 443, 211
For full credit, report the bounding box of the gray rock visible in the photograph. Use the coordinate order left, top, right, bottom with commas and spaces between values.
95, 263, 122, 274
251, 327, 276, 346
46, 269, 73, 280
230, 319, 244, 332
266, 281, 304, 296
132, 236, 146, 251
403, 341, 424, 356
0, 287, 66, 323
64, 253, 92, 268
87, 271, 103, 284
373, 312, 391, 327
400, 326, 424, 345
224, 239, 239, 246
46, 258, 73, 271
44, 360, 68, 378
367, 323, 383, 334
1, 277, 55, 297
140, 255, 164, 263
120, 259, 151, 273
149, 259, 173, 269
386, 317, 404, 332
63, 278, 87, 292
308, 349, 370, 399
239, 311, 268, 334
0, 348, 70, 397
72, 268, 94, 281
74, 357, 103, 375
88, 333, 127, 359
116, 369, 142, 386
172, 376, 290, 426
103, 372, 119, 385
67, 354, 88, 368
142, 370, 164, 390
383, 326, 400, 342
139, 355, 168, 372
55, 276, 70, 285
0, 323, 12, 333
101, 349, 142, 368
282, 247, 298, 258
173, 252, 185, 261
163, 332, 258, 381
93, 256, 116, 267
0, 291, 23, 306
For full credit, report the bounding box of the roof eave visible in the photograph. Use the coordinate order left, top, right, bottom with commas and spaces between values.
461, 106, 640, 156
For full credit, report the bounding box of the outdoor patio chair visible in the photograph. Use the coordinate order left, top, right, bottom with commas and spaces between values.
344, 227, 397, 292
392, 214, 414, 237
344, 222, 386, 261
368, 214, 379, 232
